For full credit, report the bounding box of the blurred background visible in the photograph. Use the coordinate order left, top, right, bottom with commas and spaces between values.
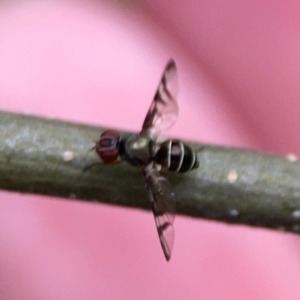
1, 0, 300, 299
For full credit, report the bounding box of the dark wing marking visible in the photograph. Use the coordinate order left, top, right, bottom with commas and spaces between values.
141, 59, 179, 137
143, 163, 175, 261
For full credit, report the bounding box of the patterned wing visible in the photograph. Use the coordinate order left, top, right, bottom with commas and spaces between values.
143, 163, 175, 261
141, 59, 179, 137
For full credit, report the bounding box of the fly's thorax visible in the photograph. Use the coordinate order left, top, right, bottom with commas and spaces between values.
155, 140, 199, 173
120, 134, 157, 166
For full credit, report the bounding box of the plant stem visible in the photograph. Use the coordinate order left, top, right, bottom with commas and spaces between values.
1, 111, 300, 233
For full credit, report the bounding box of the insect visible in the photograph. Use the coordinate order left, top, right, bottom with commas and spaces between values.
93, 60, 199, 261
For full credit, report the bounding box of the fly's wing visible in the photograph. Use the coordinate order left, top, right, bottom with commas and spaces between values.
141, 59, 179, 137
143, 163, 175, 261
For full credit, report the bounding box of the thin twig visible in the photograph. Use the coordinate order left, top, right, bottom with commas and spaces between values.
1, 111, 300, 234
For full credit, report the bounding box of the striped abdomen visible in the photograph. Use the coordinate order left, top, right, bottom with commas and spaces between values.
155, 140, 199, 173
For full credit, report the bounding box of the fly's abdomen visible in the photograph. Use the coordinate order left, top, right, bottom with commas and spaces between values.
156, 140, 199, 173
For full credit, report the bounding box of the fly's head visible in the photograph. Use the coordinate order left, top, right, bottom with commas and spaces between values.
95, 130, 120, 163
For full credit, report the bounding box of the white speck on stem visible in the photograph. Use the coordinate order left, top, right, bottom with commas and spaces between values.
229, 209, 239, 216
63, 151, 75, 161
227, 170, 238, 183
292, 210, 300, 218
286, 153, 298, 162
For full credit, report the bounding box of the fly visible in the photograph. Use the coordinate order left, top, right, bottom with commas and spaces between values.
93, 60, 199, 261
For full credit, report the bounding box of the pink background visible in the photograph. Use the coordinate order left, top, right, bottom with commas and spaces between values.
1, 1, 300, 299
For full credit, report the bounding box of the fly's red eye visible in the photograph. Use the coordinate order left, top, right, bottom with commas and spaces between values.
95, 130, 120, 163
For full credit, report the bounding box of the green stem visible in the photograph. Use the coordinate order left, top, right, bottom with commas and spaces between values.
1, 111, 300, 233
